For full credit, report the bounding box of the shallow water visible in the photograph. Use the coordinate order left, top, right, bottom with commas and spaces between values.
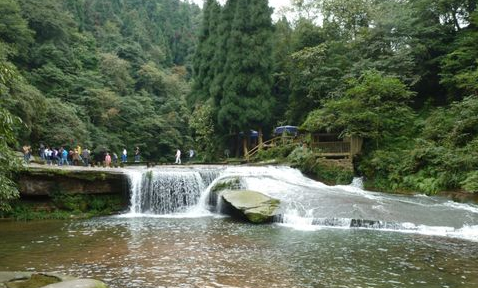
2, 165, 478, 287
1, 216, 478, 288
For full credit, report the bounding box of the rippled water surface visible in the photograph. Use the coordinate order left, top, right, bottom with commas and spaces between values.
1, 217, 478, 288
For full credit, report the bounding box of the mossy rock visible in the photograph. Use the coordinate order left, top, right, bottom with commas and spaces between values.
0, 272, 77, 288
208, 177, 243, 207
0, 272, 108, 288
220, 190, 280, 224
42, 279, 108, 288
5, 274, 60, 288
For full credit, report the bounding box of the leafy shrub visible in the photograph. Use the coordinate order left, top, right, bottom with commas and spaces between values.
254, 143, 297, 161
461, 171, 478, 193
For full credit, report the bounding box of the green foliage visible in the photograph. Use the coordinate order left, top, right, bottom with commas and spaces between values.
189, 103, 216, 162
461, 171, 478, 193
50, 189, 123, 214
0, 106, 22, 212
0, 58, 23, 212
286, 147, 353, 185
302, 71, 415, 141
0, 0, 200, 161
6, 192, 124, 220
216, 0, 274, 133
286, 146, 315, 167
255, 144, 297, 162
192, 0, 274, 148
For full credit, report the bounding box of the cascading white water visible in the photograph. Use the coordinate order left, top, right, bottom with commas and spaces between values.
125, 167, 219, 215
123, 165, 478, 241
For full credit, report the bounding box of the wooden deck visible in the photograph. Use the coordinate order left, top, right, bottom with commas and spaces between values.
245, 136, 361, 161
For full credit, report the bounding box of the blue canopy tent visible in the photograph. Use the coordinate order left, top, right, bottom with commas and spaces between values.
239, 130, 259, 138
274, 126, 298, 136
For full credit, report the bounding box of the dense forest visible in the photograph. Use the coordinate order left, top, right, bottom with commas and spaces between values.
190, 0, 478, 195
1, 0, 478, 210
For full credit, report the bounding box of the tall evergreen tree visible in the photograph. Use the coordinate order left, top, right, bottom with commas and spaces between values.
209, 0, 236, 109
217, 0, 274, 137
192, 0, 220, 103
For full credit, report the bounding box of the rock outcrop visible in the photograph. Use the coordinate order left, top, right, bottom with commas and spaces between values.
208, 177, 243, 207
0, 272, 108, 288
220, 190, 280, 224
18, 166, 127, 196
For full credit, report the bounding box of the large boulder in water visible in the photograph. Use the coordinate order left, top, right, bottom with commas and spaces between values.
208, 177, 243, 207
220, 190, 280, 224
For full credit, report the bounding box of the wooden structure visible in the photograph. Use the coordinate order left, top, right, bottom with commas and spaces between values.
245, 135, 296, 161
310, 133, 363, 159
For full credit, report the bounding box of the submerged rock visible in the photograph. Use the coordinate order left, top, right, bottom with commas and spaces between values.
0, 272, 108, 288
220, 190, 280, 224
42, 279, 108, 288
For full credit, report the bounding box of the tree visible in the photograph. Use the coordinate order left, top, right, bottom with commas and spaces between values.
302, 71, 415, 142
0, 60, 22, 212
217, 0, 274, 136
191, 0, 221, 103
189, 102, 215, 161
209, 0, 236, 109
0, 0, 33, 56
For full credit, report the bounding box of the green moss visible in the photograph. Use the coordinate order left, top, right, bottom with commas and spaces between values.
5, 194, 125, 221
6, 274, 61, 288
312, 162, 354, 185
210, 177, 241, 193
245, 212, 271, 224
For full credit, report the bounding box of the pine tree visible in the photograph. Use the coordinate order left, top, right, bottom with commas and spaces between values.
209, 0, 236, 109
217, 0, 274, 135
192, 0, 221, 103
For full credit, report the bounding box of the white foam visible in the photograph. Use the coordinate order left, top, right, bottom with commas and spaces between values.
442, 201, 478, 214
278, 216, 478, 242
117, 211, 214, 219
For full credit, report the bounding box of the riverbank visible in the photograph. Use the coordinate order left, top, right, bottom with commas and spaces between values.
1, 165, 130, 220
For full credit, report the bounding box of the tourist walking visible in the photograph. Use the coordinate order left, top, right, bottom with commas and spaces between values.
82, 148, 90, 167
112, 152, 118, 166
45, 147, 52, 165
122, 148, 127, 163
175, 149, 181, 164
52, 148, 59, 165
39, 143, 45, 160
134, 146, 140, 162
60, 147, 69, 166
189, 149, 194, 162
72, 149, 80, 166
105, 153, 112, 167
22, 145, 31, 164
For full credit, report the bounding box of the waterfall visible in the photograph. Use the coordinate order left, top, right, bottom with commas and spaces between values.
122, 165, 478, 241
126, 167, 220, 215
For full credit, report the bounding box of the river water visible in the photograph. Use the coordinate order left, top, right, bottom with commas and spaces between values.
1, 165, 478, 288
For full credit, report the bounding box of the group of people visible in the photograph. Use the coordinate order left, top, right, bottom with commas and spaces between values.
22, 144, 142, 167
22, 144, 195, 166
175, 149, 195, 164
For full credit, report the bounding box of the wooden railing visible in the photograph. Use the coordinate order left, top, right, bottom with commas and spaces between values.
245, 136, 296, 161
313, 141, 351, 154
246, 139, 352, 161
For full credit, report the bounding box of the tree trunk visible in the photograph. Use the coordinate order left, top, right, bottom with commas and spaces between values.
258, 127, 263, 150
243, 138, 248, 158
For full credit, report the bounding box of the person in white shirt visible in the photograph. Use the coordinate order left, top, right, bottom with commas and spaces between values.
45, 147, 52, 165
122, 148, 127, 163
175, 149, 181, 164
